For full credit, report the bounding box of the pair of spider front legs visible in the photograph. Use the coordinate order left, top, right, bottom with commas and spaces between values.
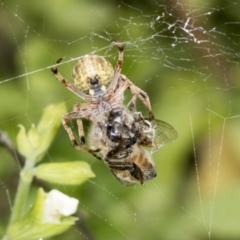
51, 43, 155, 161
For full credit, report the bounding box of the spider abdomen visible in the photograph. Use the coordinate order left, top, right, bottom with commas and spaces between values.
72, 55, 114, 96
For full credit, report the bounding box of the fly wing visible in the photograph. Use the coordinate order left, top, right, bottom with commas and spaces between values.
137, 118, 178, 152
152, 119, 178, 149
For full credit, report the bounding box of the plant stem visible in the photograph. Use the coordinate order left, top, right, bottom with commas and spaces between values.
9, 161, 34, 225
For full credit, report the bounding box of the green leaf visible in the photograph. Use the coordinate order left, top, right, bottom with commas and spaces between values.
35, 161, 95, 185
36, 102, 67, 162
16, 103, 67, 163
16, 125, 33, 161
27, 124, 40, 150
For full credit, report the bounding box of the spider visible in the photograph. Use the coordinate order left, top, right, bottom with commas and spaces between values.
51, 42, 177, 185
51, 42, 154, 156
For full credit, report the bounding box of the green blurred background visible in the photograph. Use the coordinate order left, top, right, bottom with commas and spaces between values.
1, 0, 240, 239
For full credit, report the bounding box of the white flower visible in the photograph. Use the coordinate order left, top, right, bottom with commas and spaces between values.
43, 190, 79, 223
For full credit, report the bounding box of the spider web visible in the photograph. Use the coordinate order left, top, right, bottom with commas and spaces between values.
0, 0, 240, 239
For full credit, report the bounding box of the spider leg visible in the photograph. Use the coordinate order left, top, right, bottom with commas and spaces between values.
125, 78, 155, 121
51, 58, 90, 101
109, 42, 154, 120
73, 103, 87, 145
62, 111, 86, 149
113, 41, 124, 71
62, 103, 102, 160
127, 95, 137, 113
108, 41, 124, 92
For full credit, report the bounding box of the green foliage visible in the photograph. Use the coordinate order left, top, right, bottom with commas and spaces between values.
7, 188, 78, 240
36, 161, 95, 185
1, 0, 240, 239
3, 104, 95, 240
16, 103, 66, 163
